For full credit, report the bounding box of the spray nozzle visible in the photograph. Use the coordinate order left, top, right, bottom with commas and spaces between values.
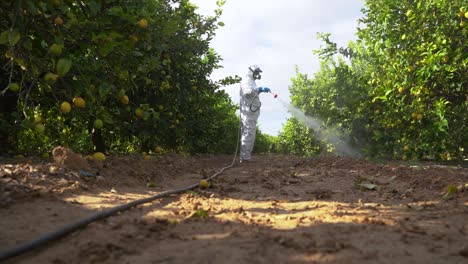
271, 92, 278, 98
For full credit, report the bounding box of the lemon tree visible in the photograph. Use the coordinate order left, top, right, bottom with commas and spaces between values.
0, 0, 242, 156
281, 0, 467, 161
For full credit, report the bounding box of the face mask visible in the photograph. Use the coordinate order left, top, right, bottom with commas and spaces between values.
253, 71, 262, 80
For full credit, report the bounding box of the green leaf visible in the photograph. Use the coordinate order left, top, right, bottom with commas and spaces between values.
96, 106, 114, 124
14, 58, 27, 70
107, 6, 123, 16
132, 51, 144, 57
192, 209, 208, 218
146, 182, 156, 187
88, 1, 102, 16
0, 30, 21, 46
98, 83, 112, 98
99, 42, 117, 57
357, 180, 378, 190
186, 190, 199, 196
56, 58, 72, 76
22, 39, 33, 51
442, 185, 458, 200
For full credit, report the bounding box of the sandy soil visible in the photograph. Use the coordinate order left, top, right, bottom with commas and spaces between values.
1, 154, 467, 264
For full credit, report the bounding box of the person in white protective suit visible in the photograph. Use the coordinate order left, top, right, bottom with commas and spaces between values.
239, 64, 271, 163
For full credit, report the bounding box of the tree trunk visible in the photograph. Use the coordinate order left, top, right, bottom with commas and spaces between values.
92, 129, 106, 153
0, 91, 18, 154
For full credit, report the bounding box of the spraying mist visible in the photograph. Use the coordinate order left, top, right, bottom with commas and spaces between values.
277, 97, 361, 158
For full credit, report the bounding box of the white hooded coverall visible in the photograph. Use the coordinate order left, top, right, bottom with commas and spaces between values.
239, 65, 262, 161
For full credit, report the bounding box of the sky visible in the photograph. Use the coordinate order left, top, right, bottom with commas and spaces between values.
190, 0, 365, 136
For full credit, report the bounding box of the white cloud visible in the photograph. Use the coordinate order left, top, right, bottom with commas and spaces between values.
191, 0, 364, 135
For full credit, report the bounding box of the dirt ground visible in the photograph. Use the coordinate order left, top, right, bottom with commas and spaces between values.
1, 153, 467, 264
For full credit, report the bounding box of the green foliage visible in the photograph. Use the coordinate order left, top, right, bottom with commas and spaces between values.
358, 0, 467, 160
283, 0, 467, 161
253, 129, 276, 154
276, 118, 323, 156
0, 0, 240, 156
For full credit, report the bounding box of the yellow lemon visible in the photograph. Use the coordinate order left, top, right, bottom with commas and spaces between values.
154, 146, 162, 153
60, 101, 71, 113
199, 180, 210, 189
138, 19, 148, 29
34, 115, 42, 124
120, 95, 129, 105
135, 108, 144, 118
44, 72, 58, 83
49, 44, 62, 56
35, 124, 45, 133
93, 152, 106, 161
129, 34, 138, 44
93, 119, 103, 129
54, 16, 63, 26
73, 97, 86, 108
8, 83, 20, 92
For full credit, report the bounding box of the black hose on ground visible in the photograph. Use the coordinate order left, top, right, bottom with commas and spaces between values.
0, 183, 198, 262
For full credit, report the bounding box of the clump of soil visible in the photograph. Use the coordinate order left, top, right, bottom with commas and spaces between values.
52, 146, 90, 172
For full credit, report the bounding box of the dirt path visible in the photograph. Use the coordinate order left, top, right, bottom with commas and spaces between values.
1, 154, 468, 263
